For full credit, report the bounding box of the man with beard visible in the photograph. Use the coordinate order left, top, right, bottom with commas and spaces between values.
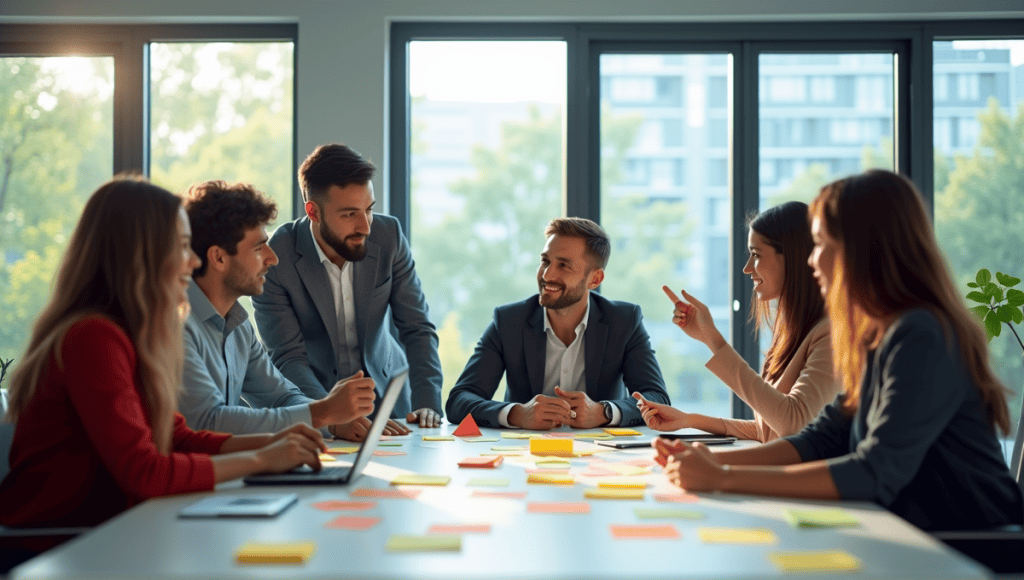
445, 218, 670, 430
252, 144, 443, 441
180, 180, 377, 436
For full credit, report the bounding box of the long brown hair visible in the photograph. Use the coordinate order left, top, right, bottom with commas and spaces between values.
748, 202, 825, 384
810, 169, 1010, 434
5, 177, 186, 453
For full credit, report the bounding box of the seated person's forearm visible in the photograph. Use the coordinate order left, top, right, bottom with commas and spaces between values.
713, 438, 803, 466
717, 460, 839, 500
219, 433, 274, 454
211, 452, 266, 484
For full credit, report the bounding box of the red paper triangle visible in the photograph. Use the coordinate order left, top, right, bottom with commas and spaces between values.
452, 413, 482, 437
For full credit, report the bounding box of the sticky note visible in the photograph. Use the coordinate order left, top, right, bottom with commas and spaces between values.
544, 431, 577, 438
467, 477, 510, 487
452, 414, 483, 437
428, 523, 492, 534
527, 501, 590, 514
654, 493, 699, 503
699, 528, 777, 544
501, 432, 543, 439
610, 524, 680, 539
535, 458, 572, 468
525, 468, 569, 475
604, 428, 643, 436
422, 435, 455, 441
603, 464, 651, 476
351, 488, 421, 499
491, 445, 527, 451
390, 475, 451, 486
472, 490, 527, 499
585, 488, 645, 500
460, 437, 500, 443
486, 451, 523, 456
374, 451, 407, 456
311, 500, 376, 511
318, 454, 337, 462
325, 446, 359, 454
578, 466, 620, 477
597, 478, 647, 489
324, 515, 381, 530
530, 439, 574, 456
458, 455, 504, 468
378, 442, 404, 447
768, 551, 861, 572
634, 507, 704, 520
785, 508, 860, 528
234, 541, 315, 564
527, 472, 575, 485
386, 535, 462, 552
574, 432, 614, 440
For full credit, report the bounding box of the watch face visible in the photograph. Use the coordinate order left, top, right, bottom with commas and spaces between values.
603, 402, 613, 419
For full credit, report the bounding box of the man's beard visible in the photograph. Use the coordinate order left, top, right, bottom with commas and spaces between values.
538, 277, 588, 310
321, 221, 368, 262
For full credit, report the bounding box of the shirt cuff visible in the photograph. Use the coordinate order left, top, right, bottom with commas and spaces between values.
498, 404, 516, 428
605, 401, 622, 427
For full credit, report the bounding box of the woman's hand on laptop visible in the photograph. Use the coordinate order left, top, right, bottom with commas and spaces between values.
257, 423, 326, 473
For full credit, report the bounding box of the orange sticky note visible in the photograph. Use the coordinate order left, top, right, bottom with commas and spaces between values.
610, 524, 680, 539
452, 414, 483, 437
604, 428, 643, 436
428, 523, 492, 534
351, 488, 422, 499
527, 501, 591, 514
324, 515, 381, 530
459, 455, 504, 468
654, 493, 699, 503
311, 500, 376, 511
530, 438, 574, 457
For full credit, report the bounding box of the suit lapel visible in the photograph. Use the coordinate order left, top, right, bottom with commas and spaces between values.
584, 295, 607, 394
295, 219, 340, 351
352, 240, 381, 346
524, 303, 546, 397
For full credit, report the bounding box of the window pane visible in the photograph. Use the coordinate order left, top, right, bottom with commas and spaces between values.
933, 40, 1024, 454
600, 53, 733, 421
759, 52, 895, 207
409, 41, 566, 402
0, 56, 114, 362
149, 42, 294, 221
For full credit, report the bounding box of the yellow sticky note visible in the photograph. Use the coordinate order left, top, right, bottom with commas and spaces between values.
527, 472, 575, 485
603, 464, 652, 476
501, 432, 543, 439
769, 551, 861, 572
390, 475, 451, 486
785, 508, 860, 528
603, 428, 643, 436
530, 438, 573, 457
699, 527, 777, 544
422, 435, 455, 442
535, 458, 572, 469
585, 488, 645, 500
386, 534, 462, 552
597, 478, 647, 489
325, 446, 359, 454
234, 541, 315, 564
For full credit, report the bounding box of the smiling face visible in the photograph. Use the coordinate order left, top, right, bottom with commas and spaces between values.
223, 225, 278, 297
742, 230, 785, 302
172, 206, 201, 307
537, 234, 601, 311
308, 182, 375, 263
808, 216, 839, 299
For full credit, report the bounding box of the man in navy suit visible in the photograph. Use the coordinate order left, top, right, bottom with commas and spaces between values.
253, 143, 443, 441
445, 218, 670, 430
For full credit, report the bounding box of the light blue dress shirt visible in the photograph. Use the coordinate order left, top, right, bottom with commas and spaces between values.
180, 280, 316, 434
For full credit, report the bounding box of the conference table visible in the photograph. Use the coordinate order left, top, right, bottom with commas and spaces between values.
9, 425, 993, 580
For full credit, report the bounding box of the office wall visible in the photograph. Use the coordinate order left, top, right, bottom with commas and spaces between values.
2, 0, 1022, 198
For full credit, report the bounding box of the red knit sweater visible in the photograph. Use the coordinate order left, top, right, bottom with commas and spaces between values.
0, 317, 230, 527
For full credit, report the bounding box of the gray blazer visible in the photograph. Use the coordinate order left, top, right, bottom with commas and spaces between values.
252, 214, 443, 418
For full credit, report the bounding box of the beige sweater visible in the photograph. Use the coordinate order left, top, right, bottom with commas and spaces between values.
705, 318, 837, 442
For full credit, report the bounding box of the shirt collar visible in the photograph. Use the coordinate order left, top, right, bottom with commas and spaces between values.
187, 278, 249, 334
543, 293, 591, 336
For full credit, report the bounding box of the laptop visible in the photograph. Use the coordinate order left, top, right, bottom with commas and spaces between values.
244, 367, 409, 486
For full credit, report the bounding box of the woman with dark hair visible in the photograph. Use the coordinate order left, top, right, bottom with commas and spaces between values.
635, 201, 836, 441
654, 170, 1023, 531
0, 177, 327, 531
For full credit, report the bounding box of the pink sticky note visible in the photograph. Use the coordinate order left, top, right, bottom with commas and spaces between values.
610, 524, 680, 539
544, 432, 576, 438
325, 515, 381, 530
625, 458, 657, 468
311, 500, 377, 511
527, 502, 591, 514
374, 451, 407, 456
471, 491, 527, 500
351, 488, 422, 499
577, 466, 619, 477
525, 468, 570, 475
654, 493, 699, 503
428, 523, 492, 534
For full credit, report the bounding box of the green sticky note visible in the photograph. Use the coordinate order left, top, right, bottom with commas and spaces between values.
461, 437, 500, 443
391, 475, 451, 486
377, 442, 403, 447
785, 508, 860, 528
467, 477, 511, 487
422, 435, 455, 442
634, 507, 705, 520
386, 534, 462, 552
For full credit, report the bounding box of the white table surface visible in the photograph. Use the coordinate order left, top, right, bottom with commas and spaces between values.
10, 425, 992, 580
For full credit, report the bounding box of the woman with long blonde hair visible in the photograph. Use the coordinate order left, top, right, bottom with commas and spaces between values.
1, 177, 326, 531
654, 170, 1023, 531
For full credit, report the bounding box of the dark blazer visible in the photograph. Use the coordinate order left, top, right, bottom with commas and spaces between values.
445, 293, 670, 428
252, 215, 443, 418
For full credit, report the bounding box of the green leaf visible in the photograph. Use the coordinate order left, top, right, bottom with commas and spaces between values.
977, 269, 992, 286
984, 312, 1001, 339
970, 305, 990, 320
966, 291, 989, 304
1012, 308, 1024, 325
996, 272, 1021, 287
1007, 289, 1024, 307
967, 282, 979, 288
993, 286, 1005, 303
996, 305, 1015, 323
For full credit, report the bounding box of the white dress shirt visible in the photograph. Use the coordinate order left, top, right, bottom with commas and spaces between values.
310, 221, 361, 378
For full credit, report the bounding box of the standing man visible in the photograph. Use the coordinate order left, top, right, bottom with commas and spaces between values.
253, 143, 443, 440
180, 180, 377, 436
445, 218, 671, 430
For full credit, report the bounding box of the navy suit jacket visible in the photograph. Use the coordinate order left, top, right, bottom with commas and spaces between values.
445, 293, 670, 428
252, 215, 443, 418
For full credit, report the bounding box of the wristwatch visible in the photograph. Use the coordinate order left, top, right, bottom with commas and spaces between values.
602, 401, 613, 424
